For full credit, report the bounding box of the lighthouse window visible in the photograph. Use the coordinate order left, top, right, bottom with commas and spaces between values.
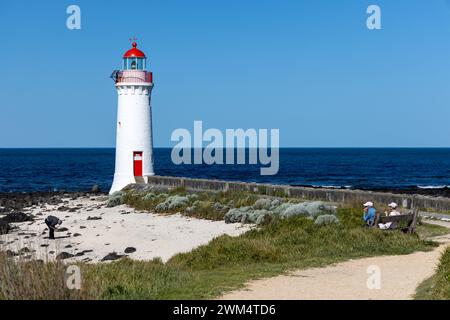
136, 59, 144, 70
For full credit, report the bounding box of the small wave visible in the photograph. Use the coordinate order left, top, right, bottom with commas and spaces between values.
312, 185, 353, 189
417, 185, 449, 189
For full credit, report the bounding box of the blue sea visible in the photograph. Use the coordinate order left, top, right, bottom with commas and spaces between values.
0, 148, 450, 193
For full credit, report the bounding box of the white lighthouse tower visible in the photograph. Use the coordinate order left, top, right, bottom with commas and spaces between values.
109, 41, 154, 194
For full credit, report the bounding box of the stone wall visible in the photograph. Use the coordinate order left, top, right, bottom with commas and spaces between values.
135, 175, 450, 211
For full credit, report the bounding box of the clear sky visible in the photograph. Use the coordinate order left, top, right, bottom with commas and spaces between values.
1, 0, 450, 147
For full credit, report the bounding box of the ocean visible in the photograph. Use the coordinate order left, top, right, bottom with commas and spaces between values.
0, 148, 449, 193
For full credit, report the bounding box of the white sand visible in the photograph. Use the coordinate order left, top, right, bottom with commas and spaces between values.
0, 196, 252, 263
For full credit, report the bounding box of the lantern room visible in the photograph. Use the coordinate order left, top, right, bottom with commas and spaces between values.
123, 42, 147, 70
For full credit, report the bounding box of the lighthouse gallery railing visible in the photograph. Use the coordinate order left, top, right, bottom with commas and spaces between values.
116, 70, 153, 84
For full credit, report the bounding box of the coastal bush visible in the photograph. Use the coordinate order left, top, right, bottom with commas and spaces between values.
107, 191, 126, 207
315, 214, 340, 225
252, 198, 272, 210
155, 195, 194, 212
224, 207, 271, 224
223, 200, 338, 225
280, 201, 337, 219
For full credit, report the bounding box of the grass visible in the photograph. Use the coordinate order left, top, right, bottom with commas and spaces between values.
415, 247, 450, 300
416, 222, 449, 239
1, 192, 446, 299
0, 253, 97, 299
63, 209, 441, 299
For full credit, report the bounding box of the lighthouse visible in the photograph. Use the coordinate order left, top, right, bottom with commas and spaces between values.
109, 42, 155, 194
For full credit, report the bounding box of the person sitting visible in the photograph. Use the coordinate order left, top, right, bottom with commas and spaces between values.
363, 201, 376, 227
44, 215, 62, 240
378, 202, 401, 230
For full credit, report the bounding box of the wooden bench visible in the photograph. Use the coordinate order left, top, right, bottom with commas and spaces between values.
373, 209, 419, 234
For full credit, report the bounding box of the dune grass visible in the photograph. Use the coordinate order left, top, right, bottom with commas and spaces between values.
415, 247, 450, 300
0, 253, 98, 300
0, 204, 443, 300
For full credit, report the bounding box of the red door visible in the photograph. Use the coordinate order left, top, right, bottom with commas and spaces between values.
133, 152, 143, 176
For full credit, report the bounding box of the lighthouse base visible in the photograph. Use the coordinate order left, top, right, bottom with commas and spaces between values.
109, 173, 155, 194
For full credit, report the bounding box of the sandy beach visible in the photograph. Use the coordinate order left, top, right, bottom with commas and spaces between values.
0, 194, 251, 263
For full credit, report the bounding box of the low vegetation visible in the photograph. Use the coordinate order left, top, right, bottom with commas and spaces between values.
415, 247, 450, 300
0, 253, 97, 299
121, 187, 337, 225
1, 203, 442, 299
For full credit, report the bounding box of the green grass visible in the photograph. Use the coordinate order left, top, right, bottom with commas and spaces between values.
415, 247, 450, 300
416, 222, 449, 239
74, 208, 439, 300
1, 200, 445, 300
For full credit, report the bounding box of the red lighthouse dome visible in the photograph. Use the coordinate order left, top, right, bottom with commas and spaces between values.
123, 42, 146, 58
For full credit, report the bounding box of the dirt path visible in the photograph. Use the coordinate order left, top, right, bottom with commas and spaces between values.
221, 221, 450, 300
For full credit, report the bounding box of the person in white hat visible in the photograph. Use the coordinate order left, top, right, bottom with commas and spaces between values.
378, 202, 401, 230
363, 201, 376, 227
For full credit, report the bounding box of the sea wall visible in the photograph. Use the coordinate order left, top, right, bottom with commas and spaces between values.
132, 175, 450, 211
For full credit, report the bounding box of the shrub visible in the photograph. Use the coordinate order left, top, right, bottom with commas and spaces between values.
107, 191, 126, 207
253, 198, 272, 210
155, 195, 194, 212
315, 214, 340, 225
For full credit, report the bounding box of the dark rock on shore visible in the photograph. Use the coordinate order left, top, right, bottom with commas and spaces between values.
6, 250, 18, 257
0, 212, 33, 235
87, 216, 102, 220
56, 252, 74, 260
0, 212, 34, 224
75, 249, 93, 257
0, 191, 107, 213
0, 222, 11, 235
124, 247, 136, 254
101, 252, 125, 261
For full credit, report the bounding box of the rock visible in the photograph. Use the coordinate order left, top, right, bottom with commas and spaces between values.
0, 222, 11, 235
56, 252, 74, 260
6, 250, 18, 257
40, 244, 49, 247
73, 233, 82, 237
101, 252, 125, 262
65, 245, 73, 248
80, 226, 86, 229
19, 247, 31, 253
0, 211, 34, 223
55, 227, 69, 232
87, 216, 102, 220
124, 247, 136, 254
76, 249, 93, 257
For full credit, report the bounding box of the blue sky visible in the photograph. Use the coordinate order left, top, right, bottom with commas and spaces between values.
1, 0, 450, 147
